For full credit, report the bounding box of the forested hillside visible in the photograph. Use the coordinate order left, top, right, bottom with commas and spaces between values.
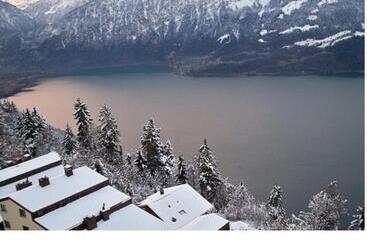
0, 99, 363, 230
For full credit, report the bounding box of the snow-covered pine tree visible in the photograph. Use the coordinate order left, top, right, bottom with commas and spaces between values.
97, 105, 121, 162
31, 107, 46, 131
348, 206, 364, 230
15, 108, 44, 156
162, 140, 175, 171
140, 119, 164, 174
175, 155, 188, 184
196, 139, 222, 202
266, 184, 287, 229
62, 124, 76, 155
73, 98, 93, 148
134, 150, 147, 173
296, 180, 347, 230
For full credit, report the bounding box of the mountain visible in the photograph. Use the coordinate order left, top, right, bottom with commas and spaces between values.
22, 0, 90, 23
0, 0, 364, 76
0, 1, 37, 39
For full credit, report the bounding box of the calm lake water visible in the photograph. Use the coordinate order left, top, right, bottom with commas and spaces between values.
8, 66, 364, 223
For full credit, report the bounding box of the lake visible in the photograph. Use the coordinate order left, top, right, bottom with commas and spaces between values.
8, 66, 364, 224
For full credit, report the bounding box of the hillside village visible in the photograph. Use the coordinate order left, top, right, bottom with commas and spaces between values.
0, 152, 229, 230
0, 99, 364, 230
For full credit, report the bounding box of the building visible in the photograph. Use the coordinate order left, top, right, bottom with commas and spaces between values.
0, 153, 165, 230
0, 152, 228, 231
139, 184, 229, 230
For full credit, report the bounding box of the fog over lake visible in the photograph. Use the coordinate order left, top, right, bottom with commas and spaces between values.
8, 66, 364, 221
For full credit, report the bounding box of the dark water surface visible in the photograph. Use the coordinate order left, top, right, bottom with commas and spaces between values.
8, 67, 364, 224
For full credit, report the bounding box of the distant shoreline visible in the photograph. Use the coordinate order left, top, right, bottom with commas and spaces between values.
1, 63, 364, 99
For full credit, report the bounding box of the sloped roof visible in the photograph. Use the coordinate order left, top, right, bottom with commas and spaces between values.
8, 166, 108, 213
0, 152, 61, 184
139, 184, 214, 229
95, 204, 166, 230
0, 164, 65, 199
180, 213, 229, 230
35, 186, 130, 230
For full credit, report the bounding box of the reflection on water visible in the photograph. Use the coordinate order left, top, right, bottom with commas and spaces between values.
8, 67, 364, 224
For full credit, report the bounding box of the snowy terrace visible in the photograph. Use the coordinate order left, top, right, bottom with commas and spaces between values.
180, 214, 229, 230
6, 166, 108, 213
35, 186, 130, 230
95, 204, 167, 230
139, 184, 215, 230
0, 152, 61, 186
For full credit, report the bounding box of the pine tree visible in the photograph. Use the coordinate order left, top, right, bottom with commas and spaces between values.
73, 98, 93, 148
140, 119, 164, 174
296, 180, 347, 230
15, 108, 44, 156
97, 105, 121, 162
266, 184, 287, 229
31, 107, 46, 131
196, 139, 222, 202
62, 124, 76, 155
349, 206, 364, 230
175, 155, 187, 184
134, 150, 147, 173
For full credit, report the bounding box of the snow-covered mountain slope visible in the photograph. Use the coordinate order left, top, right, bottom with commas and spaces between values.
0, 1, 37, 39
3, 0, 40, 9
0, 0, 364, 75
22, 0, 90, 23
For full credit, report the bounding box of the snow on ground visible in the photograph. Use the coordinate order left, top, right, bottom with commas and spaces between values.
354, 31, 364, 37
217, 33, 230, 44
230, 221, 256, 230
307, 15, 318, 21
294, 30, 357, 48
260, 29, 276, 36
258, 38, 265, 43
279, 25, 319, 34
318, 0, 338, 7
311, 8, 319, 14
282, 0, 308, 15
277, 13, 284, 19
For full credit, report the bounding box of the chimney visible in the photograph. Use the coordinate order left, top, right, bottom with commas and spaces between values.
84, 215, 97, 230
39, 176, 50, 187
16, 178, 32, 191
23, 154, 31, 162
100, 203, 110, 221
64, 165, 73, 177
160, 187, 164, 195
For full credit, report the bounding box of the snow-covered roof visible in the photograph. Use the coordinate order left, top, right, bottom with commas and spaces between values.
0, 165, 65, 199
180, 214, 229, 230
35, 186, 130, 230
230, 221, 256, 231
0, 152, 61, 184
8, 166, 108, 213
95, 204, 166, 230
139, 184, 214, 229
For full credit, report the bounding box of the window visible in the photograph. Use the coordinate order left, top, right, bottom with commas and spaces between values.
19, 209, 26, 218
179, 210, 186, 215
0, 204, 7, 212
4, 220, 11, 229
22, 226, 29, 230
